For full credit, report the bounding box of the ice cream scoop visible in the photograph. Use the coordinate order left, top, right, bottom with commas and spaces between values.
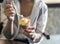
19, 17, 30, 29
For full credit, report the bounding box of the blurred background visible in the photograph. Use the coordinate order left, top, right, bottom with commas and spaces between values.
0, 0, 60, 44
44, 0, 60, 35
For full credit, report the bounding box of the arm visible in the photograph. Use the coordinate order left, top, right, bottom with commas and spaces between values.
22, 2, 48, 43
33, 3, 48, 43
3, 20, 14, 39
2, 0, 18, 39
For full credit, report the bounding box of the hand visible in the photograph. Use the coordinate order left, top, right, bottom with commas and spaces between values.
4, 2, 16, 21
23, 26, 42, 42
23, 26, 36, 39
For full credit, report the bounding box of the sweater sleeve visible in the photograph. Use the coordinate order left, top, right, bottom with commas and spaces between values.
32, 2, 48, 43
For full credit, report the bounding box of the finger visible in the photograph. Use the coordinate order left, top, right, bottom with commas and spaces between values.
4, 8, 11, 14
4, 10, 15, 16
24, 29, 35, 33
27, 26, 36, 30
22, 30, 33, 38
22, 30, 29, 36
5, 3, 13, 9
4, 8, 15, 16
5, 7, 15, 12
8, 10, 16, 15
29, 33, 34, 36
4, 2, 13, 11
8, 2, 13, 4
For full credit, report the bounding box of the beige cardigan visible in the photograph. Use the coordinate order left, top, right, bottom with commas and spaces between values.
1, 0, 48, 44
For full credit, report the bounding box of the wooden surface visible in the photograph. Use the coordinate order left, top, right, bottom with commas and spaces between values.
0, 39, 26, 44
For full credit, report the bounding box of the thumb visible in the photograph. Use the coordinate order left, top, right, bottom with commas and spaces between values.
9, 16, 15, 21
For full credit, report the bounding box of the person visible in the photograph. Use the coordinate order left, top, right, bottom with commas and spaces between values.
1, 0, 48, 44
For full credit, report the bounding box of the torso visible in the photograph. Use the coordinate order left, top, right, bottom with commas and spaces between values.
20, 2, 34, 17
16, 1, 35, 39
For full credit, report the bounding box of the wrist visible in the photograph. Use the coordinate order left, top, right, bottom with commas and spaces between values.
33, 33, 42, 43
7, 15, 15, 21
29, 33, 42, 43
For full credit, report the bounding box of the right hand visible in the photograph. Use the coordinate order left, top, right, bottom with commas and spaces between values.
4, 2, 16, 21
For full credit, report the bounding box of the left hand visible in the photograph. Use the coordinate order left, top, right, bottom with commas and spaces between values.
22, 26, 36, 39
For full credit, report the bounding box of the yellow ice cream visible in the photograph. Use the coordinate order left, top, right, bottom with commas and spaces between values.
19, 18, 30, 29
